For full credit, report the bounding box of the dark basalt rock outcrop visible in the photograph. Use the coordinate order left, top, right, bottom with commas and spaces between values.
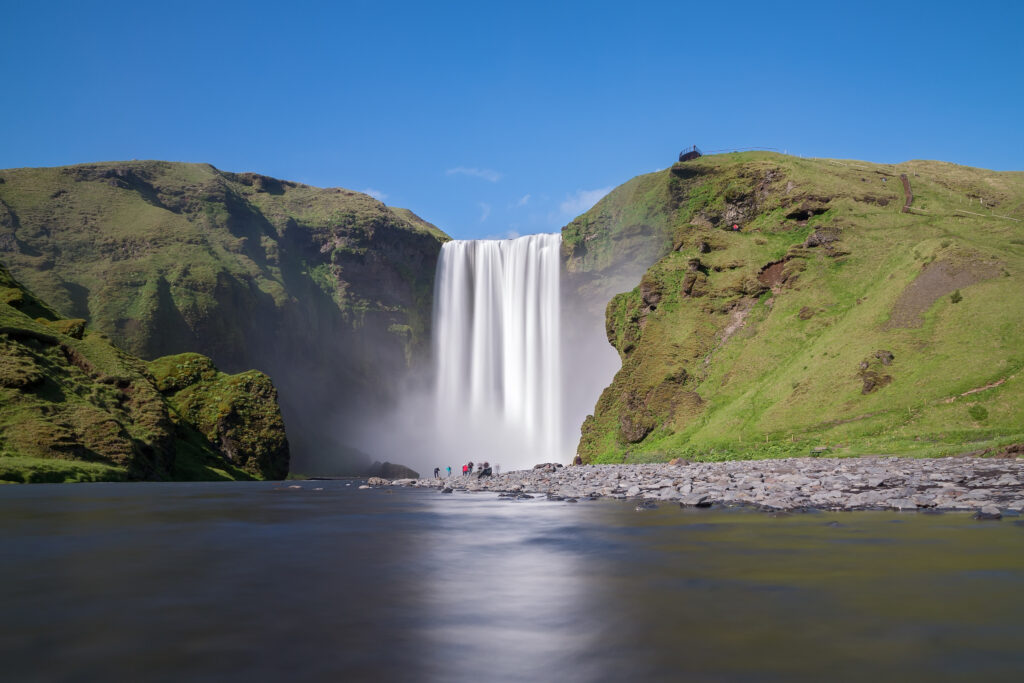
365, 461, 420, 479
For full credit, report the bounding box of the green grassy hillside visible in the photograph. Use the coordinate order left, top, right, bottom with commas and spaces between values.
0, 263, 288, 482
0, 161, 449, 473
567, 152, 1024, 462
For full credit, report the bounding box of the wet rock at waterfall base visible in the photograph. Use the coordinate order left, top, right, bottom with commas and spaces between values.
498, 492, 534, 500
973, 505, 1002, 520
680, 493, 712, 507
364, 461, 420, 479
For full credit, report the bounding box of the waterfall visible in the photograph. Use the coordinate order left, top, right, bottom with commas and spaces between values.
433, 233, 563, 465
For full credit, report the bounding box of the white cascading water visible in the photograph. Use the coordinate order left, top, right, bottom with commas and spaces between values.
433, 234, 563, 465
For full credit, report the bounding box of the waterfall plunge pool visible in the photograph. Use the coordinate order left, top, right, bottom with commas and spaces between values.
3, 481, 1023, 682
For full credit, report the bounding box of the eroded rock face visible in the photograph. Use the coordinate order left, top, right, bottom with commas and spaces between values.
858, 351, 895, 394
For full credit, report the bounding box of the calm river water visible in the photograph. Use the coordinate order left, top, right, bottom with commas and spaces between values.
2, 480, 1023, 682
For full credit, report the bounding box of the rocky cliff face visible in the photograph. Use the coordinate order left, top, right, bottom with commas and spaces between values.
565, 153, 1024, 462
0, 263, 288, 482
0, 161, 449, 474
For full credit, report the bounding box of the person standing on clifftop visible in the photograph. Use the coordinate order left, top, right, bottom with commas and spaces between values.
433, 467, 440, 479
446, 466, 452, 478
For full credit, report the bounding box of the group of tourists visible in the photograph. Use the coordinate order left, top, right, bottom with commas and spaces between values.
432, 462, 502, 479
461, 461, 497, 478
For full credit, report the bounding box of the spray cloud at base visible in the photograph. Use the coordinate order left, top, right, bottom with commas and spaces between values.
350, 233, 620, 475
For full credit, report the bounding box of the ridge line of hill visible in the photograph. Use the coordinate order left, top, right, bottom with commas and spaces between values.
0, 159, 450, 475
561, 151, 1024, 462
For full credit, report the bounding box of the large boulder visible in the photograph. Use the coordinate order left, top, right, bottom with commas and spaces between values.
149, 353, 290, 480
364, 461, 419, 479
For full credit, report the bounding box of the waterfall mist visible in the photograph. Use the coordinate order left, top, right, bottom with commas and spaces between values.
350, 232, 620, 474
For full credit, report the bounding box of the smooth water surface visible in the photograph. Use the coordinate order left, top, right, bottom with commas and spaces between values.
2, 481, 1023, 682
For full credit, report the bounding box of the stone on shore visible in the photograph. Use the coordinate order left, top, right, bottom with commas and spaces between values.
974, 505, 1002, 520
382, 456, 1024, 515
680, 493, 712, 507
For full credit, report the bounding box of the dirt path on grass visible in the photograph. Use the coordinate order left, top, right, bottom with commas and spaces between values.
900, 173, 913, 213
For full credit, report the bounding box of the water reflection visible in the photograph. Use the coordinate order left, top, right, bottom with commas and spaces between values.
414, 494, 601, 681
1, 483, 1023, 682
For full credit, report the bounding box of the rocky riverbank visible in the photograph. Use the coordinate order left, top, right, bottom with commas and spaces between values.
374, 456, 1024, 517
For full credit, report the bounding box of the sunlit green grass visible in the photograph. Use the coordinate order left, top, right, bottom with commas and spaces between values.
575, 153, 1024, 462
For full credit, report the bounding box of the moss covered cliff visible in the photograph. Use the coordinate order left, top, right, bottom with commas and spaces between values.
0, 161, 448, 474
0, 263, 288, 482
567, 152, 1024, 462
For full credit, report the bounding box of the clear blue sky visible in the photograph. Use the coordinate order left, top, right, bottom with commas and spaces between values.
2, 0, 1022, 239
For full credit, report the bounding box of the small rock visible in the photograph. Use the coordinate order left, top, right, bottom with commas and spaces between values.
680, 493, 712, 507
973, 505, 1002, 520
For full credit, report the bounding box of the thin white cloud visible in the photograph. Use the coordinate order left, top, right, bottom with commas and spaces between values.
483, 228, 521, 240
516, 194, 530, 207
362, 188, 387, 201
559, 187, 612, 217
447, 167, 503, 182
479, 202, 491, 222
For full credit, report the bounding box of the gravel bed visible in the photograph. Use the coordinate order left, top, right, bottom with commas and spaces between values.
372, 457, 1024, 518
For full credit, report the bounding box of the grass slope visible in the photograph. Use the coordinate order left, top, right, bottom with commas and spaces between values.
568, 152, 1024, 462
0, 263, 288, 483
0, 161, 449, 473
